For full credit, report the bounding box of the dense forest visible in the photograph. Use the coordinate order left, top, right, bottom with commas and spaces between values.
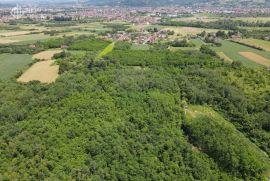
0, 38, 270, 180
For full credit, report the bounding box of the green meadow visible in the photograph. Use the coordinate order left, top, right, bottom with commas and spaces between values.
0, 54, 32, 80
213, 40, 270, 68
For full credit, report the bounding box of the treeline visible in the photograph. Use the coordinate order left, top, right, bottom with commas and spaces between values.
160, 19, 270, 30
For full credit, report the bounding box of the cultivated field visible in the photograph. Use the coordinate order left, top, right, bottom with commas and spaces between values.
233, 38, 270, 52
17, 50, 62, 83
0, 31, 31, 37
239, 52, 270, 67
0, 54, 32, 80
0, 33, 53, 45
163, 26, 220, 36
33, 49, 62, 60
213, 40, 270, 68
17, 60, 59, 83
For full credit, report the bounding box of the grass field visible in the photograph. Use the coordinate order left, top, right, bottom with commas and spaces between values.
163, 26, 221, 37
0, 54, 32, 80
17, 49, 62, 83
0, 31, 31, 37
233, 38, 270, 52
0, 33, 53, 45
239, 52, 270, 67
234, 17, 270, 23
17, 60, 59, 83
131, 44, 150, 50
212, 40, 270, 68
33, 49, 62, 60
96, 42, 115, 59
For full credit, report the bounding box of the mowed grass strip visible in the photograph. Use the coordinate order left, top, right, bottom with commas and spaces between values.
33, 49, 62, 60
217, 52, 233, 63
239, 52, 270, 67
96, 42, 115, 59
0, 54, 32, 80
17, 60, 59, 83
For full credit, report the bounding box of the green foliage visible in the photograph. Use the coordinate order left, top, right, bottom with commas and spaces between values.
0, 54, 32, 80
0, 38, 269, 180
200, 45, 217, 56
69, 39, 110, 51
184, 106, 270, 180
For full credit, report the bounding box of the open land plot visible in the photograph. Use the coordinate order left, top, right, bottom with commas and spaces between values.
0, 33, 54, 44
174, 16, 219, 22
239, 52, 270, 67
17, 60, 59, 83
234, 17, 270, 23
217, 52, 233, 63
213, 40, 270, 68
33, 49, 62, 60
131, 44, 150, 50
0, 54, 32, 80
0, 31, 32, 37
163, 26, 222, 37
96, 42, 115, 59
233, 38, 270, 52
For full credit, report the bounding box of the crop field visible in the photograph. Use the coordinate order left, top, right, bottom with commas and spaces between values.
17, 60, 59, 83
96, 42, 115, 59
0, 54, 32, 80
0, 33, 53, 44
234, 17, 270, 23
213, 40, 270, 68
163, 26, 221, 37
33, 49, 62, 60
174, 16, 219, 22
239, 52, 270, 67
233, 38, 270, 51
0, 31, 31, 37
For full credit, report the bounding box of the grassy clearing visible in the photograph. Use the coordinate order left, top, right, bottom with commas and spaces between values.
233, 38, 270, 52
0, 31, 31, 37
163, 26, 221, 37
17, 49, 62, 83
33, 49, 62, 60
0, 33, 53, 45
234, 17, 270, 23
217, 52, 233, 63
131, 44, 150, 50
96, 42, 115, 59
17, 60, 59, 83
0, 54, 32, 80
213, 40, 270, 68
